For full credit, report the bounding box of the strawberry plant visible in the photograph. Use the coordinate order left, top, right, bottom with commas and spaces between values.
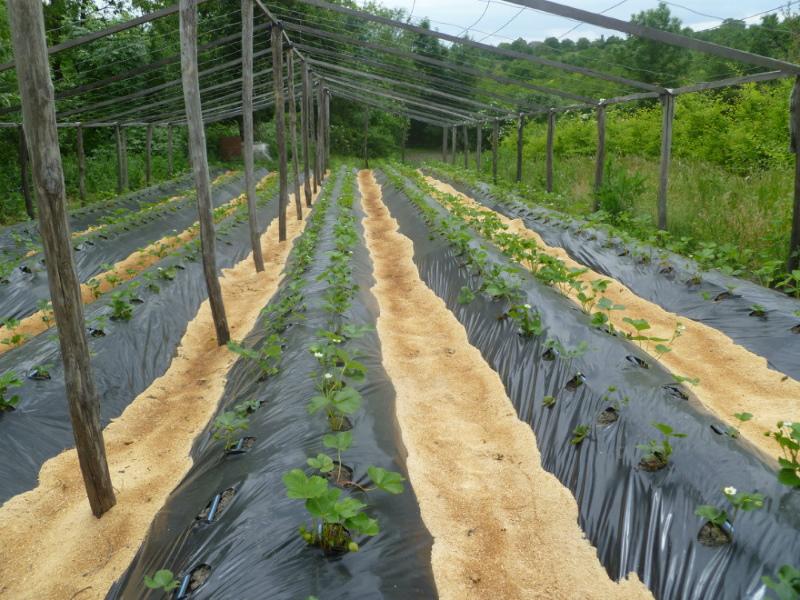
766, 421, 800, 488
0, 370, 22, 411
37, 299, 54, 329
571, 424, 590, 445
504, 303, 543, 337
762, 565, 800, 599
695, 486, 764, 545
638, 422, 687, 471
308, 385, 362, 431
212, 410, 250, 451
227, 334, 283, 380
109, 290, 134, 321
143, 569, 180, 593
1, 317, 28, 348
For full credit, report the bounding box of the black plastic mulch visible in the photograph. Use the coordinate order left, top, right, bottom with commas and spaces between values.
378, 169, 800, 600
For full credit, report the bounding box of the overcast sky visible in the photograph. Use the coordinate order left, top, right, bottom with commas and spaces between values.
364, 1, 795, 44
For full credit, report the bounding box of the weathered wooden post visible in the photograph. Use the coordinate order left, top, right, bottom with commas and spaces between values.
301, 60, 312, 207
179, 0, 230, 345
324, 89, 330, 169
363, 107, 369, 168
658, 93, 675, 230
462, 125, 469, 169
17, 124, 34, 219
315, 83, 323, 186
145, 123, 153, 187
789, 77, 800, 272
593, 102, 607, 211
272, 23, 289, 241
546, 108, 556, 193
241, 0, 265, 272
442, 126, 447, 162
476, 123, 482, 172
121, 126, 129, 190
76, 123, 86, 205
516, 113, 524, 183
451, 126, 457, 165
8, 0, 116, 517
167, 123, 174, 177
401, 123, 407, 164
492, 118, 499, 184
115, 123, 124, 194
286, 48, 303, 220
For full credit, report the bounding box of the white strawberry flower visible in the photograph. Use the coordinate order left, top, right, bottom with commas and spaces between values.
324, 373, 333, 380
723, 486, 737, 496
313, 352, 324, 359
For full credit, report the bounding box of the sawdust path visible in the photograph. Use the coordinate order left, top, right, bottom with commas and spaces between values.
359, 169, 651, 600
0, 174, 275, 356
423, 174, 799, 460
0, 184, 319, 600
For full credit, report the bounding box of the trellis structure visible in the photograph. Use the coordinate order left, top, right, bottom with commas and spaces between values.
3, 0, 800, 516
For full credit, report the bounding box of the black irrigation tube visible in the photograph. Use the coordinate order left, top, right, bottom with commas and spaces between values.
0, 172, 281, 504
377, 165, 800, 600
106, 166, 435, 599
425, 167, 800, 382
0, 169, 260, 322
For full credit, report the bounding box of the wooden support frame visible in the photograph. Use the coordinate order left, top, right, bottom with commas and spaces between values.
179, 0, 230, 345
301, 60, 313, 207
286, 49, 303, 221
145, 123, 153, 186
115, 123, 124, 194
451, 126, 457, 165
315, 83, 323, 188
167, 123, 174, 176
7, 0, 116, 518
324, 89, 331, 170
492, 119, 499, 184
17, 124, 34, 219
272, 24, 289, 241
516, 114, 524, 183
593, 102, 607, 210
120, 125, 129, 190
658, 93, 675, 230
462, 125, 469, 169
401, 123, 407, 163
310, 80, 319, 192
442, 126, 448, 162
242, 0, 266, 272
790, 77, 800, 272
546, 109, 556, 193
76, 123, 86, 204
363, 107, 370, 168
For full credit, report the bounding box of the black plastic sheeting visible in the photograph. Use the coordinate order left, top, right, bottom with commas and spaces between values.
0, 170, 201, 267
107, 169, 435, 600
427, 170, 800, 383
0, 168, 253, 322
378, 169, 800, 600
0, 171, 276, 505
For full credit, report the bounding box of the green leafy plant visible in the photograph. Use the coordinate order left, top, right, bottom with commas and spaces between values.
308, 385, 362, 431
458, 286, 476, 305
212, 410, 250, 450
591, 296, 625, 330
109, 290, 134, 321
227, 334, 283, 380
143, 569, 180, 593
37, 299, 54, 329
571, 424, 590, 445
695, 486, 764, 530
766, 421, 800, 488
762, 564, 800, 600
1, 317, 28, 348
504, 303, 543, 337
542, 395, 556, 408
0, 370, 22, 411
637, 422, 687, 470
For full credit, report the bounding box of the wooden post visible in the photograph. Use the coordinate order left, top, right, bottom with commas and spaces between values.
167, 123, 174, 177
401, 124, 406, 164
451, 126, 457, 165
324, 89, 330, 169
145, 123, 153, 186
310, 82, 319, 192
442, 126, 447, 162
593, 102, 606, 211
316, 83, 324, 186
241, 0, 265, 272
115, 123, 123, 194
179, 0, 230, 345
301, 60, 312, 207
7, 0, 116, 518
546, 109, 556, 193
516, 113, 524, 183
286, 49, 303, 221
76, 123, 86, 205
658, 93, 675, 230
462, 125, 469, 169
272, 23, 288, 241
17, 124, 34, 219
789, 77, 800, 272
492, 118, 499, 184
363, 107, 369, 168
476, 123, 482, 172
121, 126, 129, 190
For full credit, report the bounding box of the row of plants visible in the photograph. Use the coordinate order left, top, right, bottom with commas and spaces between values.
425, 161, 800, 300
143, 170, 338, 597
0, 174, 284, 421
281, 171, 406, 554
380, 163, 798, 596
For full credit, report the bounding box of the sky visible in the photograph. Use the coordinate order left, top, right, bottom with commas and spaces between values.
364, 1, 796, 44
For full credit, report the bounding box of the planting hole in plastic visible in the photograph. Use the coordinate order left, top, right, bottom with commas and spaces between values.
791, 324, 800, 334
663, 384, 689, 401
326, 462, 355, 488
597, 406, 619, 426
174, 564, 211, 599
713, 291, 737, 302
87, 327, 106, 338
225, 437, 255, 455
197, 487, 236, 523
565, 373, 585, 392
541, 347, 558, 361
697, 521, 733, 547
27, 367, 51, 381
625, 355, 650, 369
